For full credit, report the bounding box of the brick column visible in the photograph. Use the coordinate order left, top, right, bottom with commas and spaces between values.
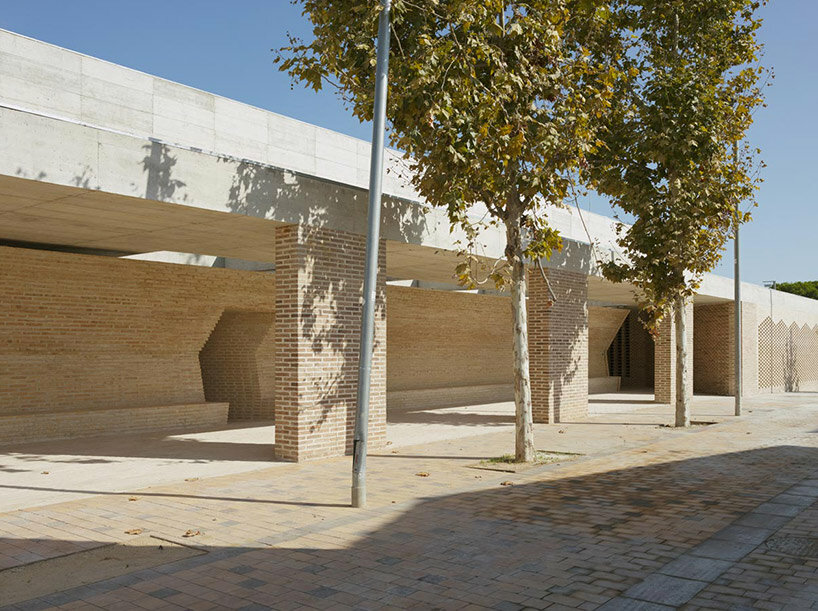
529, 268, 589, 423
274, 224, 386, 462
739, 302, 758, 396
692, 302, 758, 397
654, 302, 694, 404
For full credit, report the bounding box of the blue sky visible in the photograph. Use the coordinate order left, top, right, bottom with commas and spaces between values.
1, 1, 815, 284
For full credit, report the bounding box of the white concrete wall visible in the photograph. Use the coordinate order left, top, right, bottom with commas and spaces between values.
699, 275, 818, 326
1, 28, 816, 320
0, 28, 619, 259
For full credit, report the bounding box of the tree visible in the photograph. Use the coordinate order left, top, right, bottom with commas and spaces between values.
588, 0, 766, 426
777, 281, 818, 301
276, 1, 622, 460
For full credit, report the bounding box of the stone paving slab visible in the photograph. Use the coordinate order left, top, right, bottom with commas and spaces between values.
0, 392, 817, 609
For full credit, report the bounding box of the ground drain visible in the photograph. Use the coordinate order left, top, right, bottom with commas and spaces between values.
764, 535, 818, 558
0, 535, 206, 606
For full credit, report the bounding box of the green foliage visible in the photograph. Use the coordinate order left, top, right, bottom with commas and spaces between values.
276, 0, 624, 286
776, 281, 818, 301
587, 0, 767, 331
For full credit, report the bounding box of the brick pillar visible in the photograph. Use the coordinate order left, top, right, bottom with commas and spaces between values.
654, 302, 694, 404
274, 224, 386, 462
692, 301, 757, 397
529, 268, 589, 423
734, 302, 758, 397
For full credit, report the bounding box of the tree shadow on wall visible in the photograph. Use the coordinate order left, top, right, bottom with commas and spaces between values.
142, 141, 188, 203
216, 156, 429, 452
531, 241, 594, 424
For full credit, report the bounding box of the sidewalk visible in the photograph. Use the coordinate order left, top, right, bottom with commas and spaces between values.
1, 392, 817, 609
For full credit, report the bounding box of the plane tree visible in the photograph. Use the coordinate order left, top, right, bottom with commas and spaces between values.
587, 0, 766, 426
276, 1, 623, 460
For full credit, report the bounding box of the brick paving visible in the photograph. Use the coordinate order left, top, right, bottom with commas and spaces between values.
1, 393, 818, 610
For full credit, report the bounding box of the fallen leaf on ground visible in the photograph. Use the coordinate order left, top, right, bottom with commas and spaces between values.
415, 472, 430, 477
500, 481, 514, 486
124, 528, 142, 535
128, 497, 139, 501
182, 529, 201, 538
184, 477, 199, 482
41, 471, 49, 475
386, 441, 393, 446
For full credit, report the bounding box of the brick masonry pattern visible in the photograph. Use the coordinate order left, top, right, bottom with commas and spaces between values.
694, 302, 758, 397
0, 246, 275, 422
654, 302, 694, 404
274, 225, 386, 462
386, 285, 513, 392
529, 268, 589, 423
759, 316, 818, 392
199, 310, 276, 420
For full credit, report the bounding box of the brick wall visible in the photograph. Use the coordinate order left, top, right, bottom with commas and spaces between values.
654, 303, 694, 404
622, 310, 655, 389
386, 286, 513, 397
0, 246, 276, 419
529, 268, 589, 423
693, 302, 758, 397
588, 306, 629, 379
758, 316, 818, 392
274, 225, 386, 462
0, 403, 229, 444
693, 303, 732, 395
199, 311, 276, 420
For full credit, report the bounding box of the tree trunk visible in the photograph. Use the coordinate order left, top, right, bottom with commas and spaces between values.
505, 207, 535, 462
674, 293, 690, 427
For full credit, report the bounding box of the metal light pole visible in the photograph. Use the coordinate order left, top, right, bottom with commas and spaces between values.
734, 221, 742, 416
352, 0, 392, 509
733, 142, 742, 416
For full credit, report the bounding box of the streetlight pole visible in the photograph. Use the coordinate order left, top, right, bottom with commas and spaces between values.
352, 0, 392, 508
733, 141, 742, 416
734, 221, 742, 416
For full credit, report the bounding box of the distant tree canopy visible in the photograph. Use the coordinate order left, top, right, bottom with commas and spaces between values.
776, 281, 818, 301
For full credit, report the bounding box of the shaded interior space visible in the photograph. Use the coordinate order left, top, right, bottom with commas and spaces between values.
199, 309, 276, 421
590, 306, 656, 398
385, 284, 515, 438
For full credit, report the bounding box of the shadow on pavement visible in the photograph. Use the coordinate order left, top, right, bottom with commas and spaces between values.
3, 445, 818, 609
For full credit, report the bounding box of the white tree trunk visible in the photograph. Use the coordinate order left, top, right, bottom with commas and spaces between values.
506, 211, 535, 462
674, 294, 690, 427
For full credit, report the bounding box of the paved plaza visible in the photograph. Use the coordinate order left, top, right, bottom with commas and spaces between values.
2, 392, 818, 610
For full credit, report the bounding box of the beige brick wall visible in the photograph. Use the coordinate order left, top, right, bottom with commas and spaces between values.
0, 246, 276, 419
693, 302, 758, 397
199, 311, 276, 420
588, 306, 629, 379
386, 286, 513, 396
529, 268, 589, 423
0, 403, 229, 444
654, 303, 694, 404
693, 303, 732, 395
274, 225, 386, 462
758, 316, 818, 392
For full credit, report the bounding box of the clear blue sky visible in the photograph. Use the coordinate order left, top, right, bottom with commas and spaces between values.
2, 1, 815, 285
